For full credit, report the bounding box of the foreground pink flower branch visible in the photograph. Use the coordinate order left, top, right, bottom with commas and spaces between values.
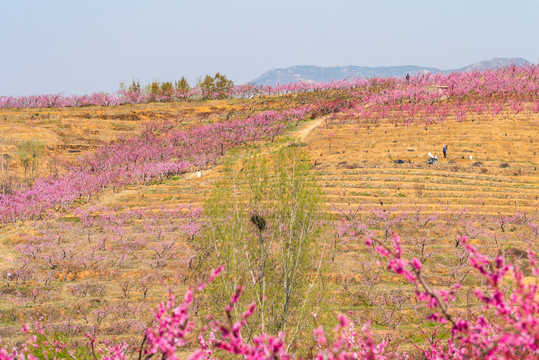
3, 231, 538, 359
369, 233, 539, 359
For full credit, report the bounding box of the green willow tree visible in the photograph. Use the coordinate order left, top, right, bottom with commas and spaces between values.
198, 147, 328, 347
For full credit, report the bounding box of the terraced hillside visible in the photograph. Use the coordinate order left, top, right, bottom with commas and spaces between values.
309, 112, 537, 214
0, 98, 289, 183
0, 66, 537, 357
0, 99, 314, 346
89, 108, 538, 345
298, 109, 538, 341
0, 107, 537, 344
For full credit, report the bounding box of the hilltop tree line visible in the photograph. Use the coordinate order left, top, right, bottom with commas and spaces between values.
120, 73, 234, 100
2, 64, 537, 108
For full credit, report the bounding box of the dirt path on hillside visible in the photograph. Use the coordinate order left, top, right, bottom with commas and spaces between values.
180, 116, 327, 180
97, 115, 328, 208
296, 116, 327, 141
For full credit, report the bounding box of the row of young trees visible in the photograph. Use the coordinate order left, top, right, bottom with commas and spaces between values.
327, 97, 539, 128
120, 73, 234, 101
121, 77, 191, 98
0, 106, 311, 228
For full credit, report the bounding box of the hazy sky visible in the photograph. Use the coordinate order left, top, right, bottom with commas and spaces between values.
1, 0, 538, 96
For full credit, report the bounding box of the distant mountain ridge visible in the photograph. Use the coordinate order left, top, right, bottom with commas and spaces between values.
250, 58, 531, 86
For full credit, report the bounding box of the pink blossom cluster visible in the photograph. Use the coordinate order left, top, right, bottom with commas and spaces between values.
0, 89, 201, 109
143, 272, 401, 360
371, 234, 539, 359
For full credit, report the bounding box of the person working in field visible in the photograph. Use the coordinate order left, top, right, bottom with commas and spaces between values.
427, 152, 437, 164
443, 145, 448, 158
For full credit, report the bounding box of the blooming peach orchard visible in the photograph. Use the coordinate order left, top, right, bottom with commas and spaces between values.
0, 65, 537, 359
2, 237, 538, 359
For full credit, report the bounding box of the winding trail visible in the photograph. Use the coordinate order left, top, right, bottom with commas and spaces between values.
181, 115, 327, 179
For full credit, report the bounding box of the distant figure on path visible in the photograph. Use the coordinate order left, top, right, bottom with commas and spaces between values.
406, 73, 410, 81
443, 145, 447, 158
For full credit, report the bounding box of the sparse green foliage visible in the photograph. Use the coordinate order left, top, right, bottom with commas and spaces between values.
214, 72, 234, 98
175, 76, 191, 94
16, 139, 43, 183
150, 81, 162, 96
161, 81, 173, 95
1, 152, 13, 195
197, 75, 215, 99
128, 79, 142, 93
199, 147, 327, 345
29, 332, 94, 360
125, 78, 190, 100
